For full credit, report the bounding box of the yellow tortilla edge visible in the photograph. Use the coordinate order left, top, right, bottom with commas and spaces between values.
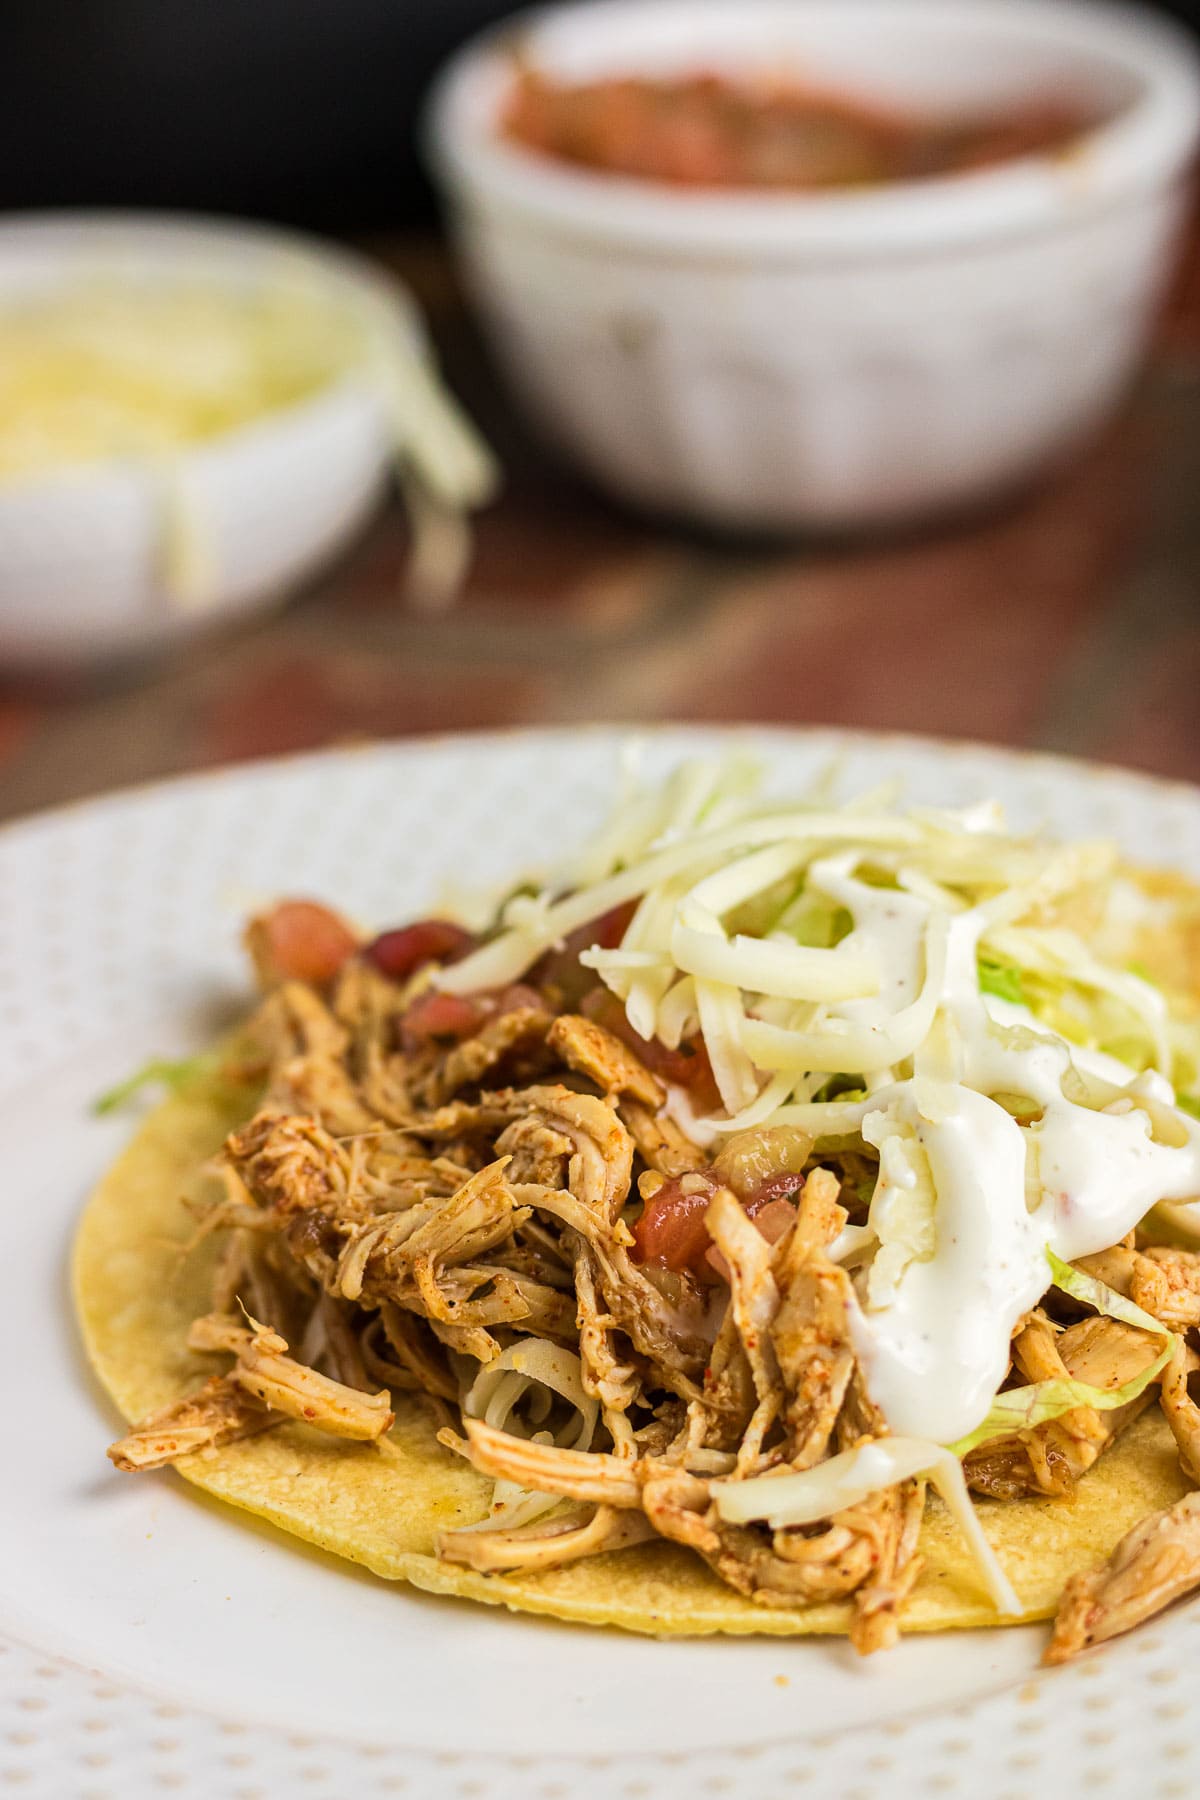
72, 1007, 1193, 1641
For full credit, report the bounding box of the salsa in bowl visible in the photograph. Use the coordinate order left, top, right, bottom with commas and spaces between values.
500, 65, 1099, 191
428, 0, 1200, 532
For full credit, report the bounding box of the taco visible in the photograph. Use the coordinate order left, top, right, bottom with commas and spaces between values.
73, 755, 1200, 1659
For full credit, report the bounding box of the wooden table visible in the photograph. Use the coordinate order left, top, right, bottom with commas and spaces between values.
1, 227, 1198, 823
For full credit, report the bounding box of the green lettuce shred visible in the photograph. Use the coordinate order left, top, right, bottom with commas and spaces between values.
949, 1343, 1173, 1457
93, 1052, 219, 1116
771, 890, 852, 950
977, 953, 1026, 1006
812, 1074, 869, 1104
949, 1247, 1175, 1457
1045, 1247, 1170, 1337
976, 942, 1165, 1076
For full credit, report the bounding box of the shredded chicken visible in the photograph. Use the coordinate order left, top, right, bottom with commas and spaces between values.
461, 1416, 644, 1505
705, 1187, 782, 1470
185, 1312, 394, 1440
619, 1098, 707, 1176
252, 980, 350, 1064
1159, 1340, 1200, 1483
844, 1479, 926, 1655
106, 896, 1200, 1662
439, 1504, 656, 1573
965, 1315, 1165, 1500
107, 1376, 270, 1470
1046, 1491, 1200, 1662
1137, 1245, 1200, 1329
770, 1168, 854, 1469
547, 1013, 665, 1109
423, 1005, 553, 1107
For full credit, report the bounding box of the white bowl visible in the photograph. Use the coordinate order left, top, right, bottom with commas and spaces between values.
0, 214, 427, 667
428, 0, 1200, 532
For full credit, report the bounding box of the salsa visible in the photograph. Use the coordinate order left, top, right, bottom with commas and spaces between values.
501, 68, 1095, 190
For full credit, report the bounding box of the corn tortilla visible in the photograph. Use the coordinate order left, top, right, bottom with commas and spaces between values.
72, 1057, 1191, 1638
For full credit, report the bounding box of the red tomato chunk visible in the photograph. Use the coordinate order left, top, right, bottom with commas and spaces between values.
246, 900, 359, 989
366, 919, 475, 982
532, 900, 639, 1005
581, 988, 718, 1098
632, 1173, 719, 1275
399, 991, 484, 1051
632, 1126, 815, 1278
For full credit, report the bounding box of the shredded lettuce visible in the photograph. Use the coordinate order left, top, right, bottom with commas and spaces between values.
772, 890, 852, 950
726, 875, 804, 942
812, 1075, 868, 1104
983, 922, 1170, 1076
949, 1342, 1172, 1456
949, 1248, 1175, 1455
93, 1052, 220, 1115
977, 953, 1025, 1006
1045, 1247, 1170, 1338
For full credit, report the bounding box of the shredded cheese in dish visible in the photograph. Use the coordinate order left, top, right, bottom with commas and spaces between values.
0, 274, 498, 606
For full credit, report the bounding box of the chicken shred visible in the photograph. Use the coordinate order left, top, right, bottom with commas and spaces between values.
547, 1013, 665, 1109
1046, 1491, 1200, 1663
105, 900, 1200, 1661
965, 1315, 1165, 1501
107, 1376, 271, 1471
439, 1503, 656, 1573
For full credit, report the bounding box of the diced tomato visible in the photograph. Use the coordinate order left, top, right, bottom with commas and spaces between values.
710, 1126, 812, 1205
742, 1196, 797, 1244
365, 919, 475, 983
399, 991, 484, 1052
632, 1173, 719, 1277
746, 1173, 806, 1207
549, 898, 639, 956
502, 69, 1090, 192
246, 900, 359, 989
580, 987, 719, 1102
530, 900, 640, 1005
633, 1172, 801, 1280
397, 979, 543, 1058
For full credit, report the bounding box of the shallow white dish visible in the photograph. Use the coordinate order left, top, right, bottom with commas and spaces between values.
1, 725, 1199, 1797
428, 0, 1200, 531
0, 215, 431, 667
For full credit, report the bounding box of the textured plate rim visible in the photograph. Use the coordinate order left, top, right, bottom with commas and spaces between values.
2, 718, 1199, 845
3, 722, 1199, 1791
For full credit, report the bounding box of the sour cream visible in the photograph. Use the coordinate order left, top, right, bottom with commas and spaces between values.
827, 876, 1200, 1445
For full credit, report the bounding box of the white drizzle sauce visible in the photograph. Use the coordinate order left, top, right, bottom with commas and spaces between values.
811, 853, 930, 1016
820, 871, 1200, 1445
542, 772, 1200, 1452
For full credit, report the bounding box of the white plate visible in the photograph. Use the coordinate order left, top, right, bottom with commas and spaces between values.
2, 726, 1198, 1800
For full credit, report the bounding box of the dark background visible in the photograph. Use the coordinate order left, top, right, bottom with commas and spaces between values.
2, 0, 1198, 231
0, 0, 1198, 812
